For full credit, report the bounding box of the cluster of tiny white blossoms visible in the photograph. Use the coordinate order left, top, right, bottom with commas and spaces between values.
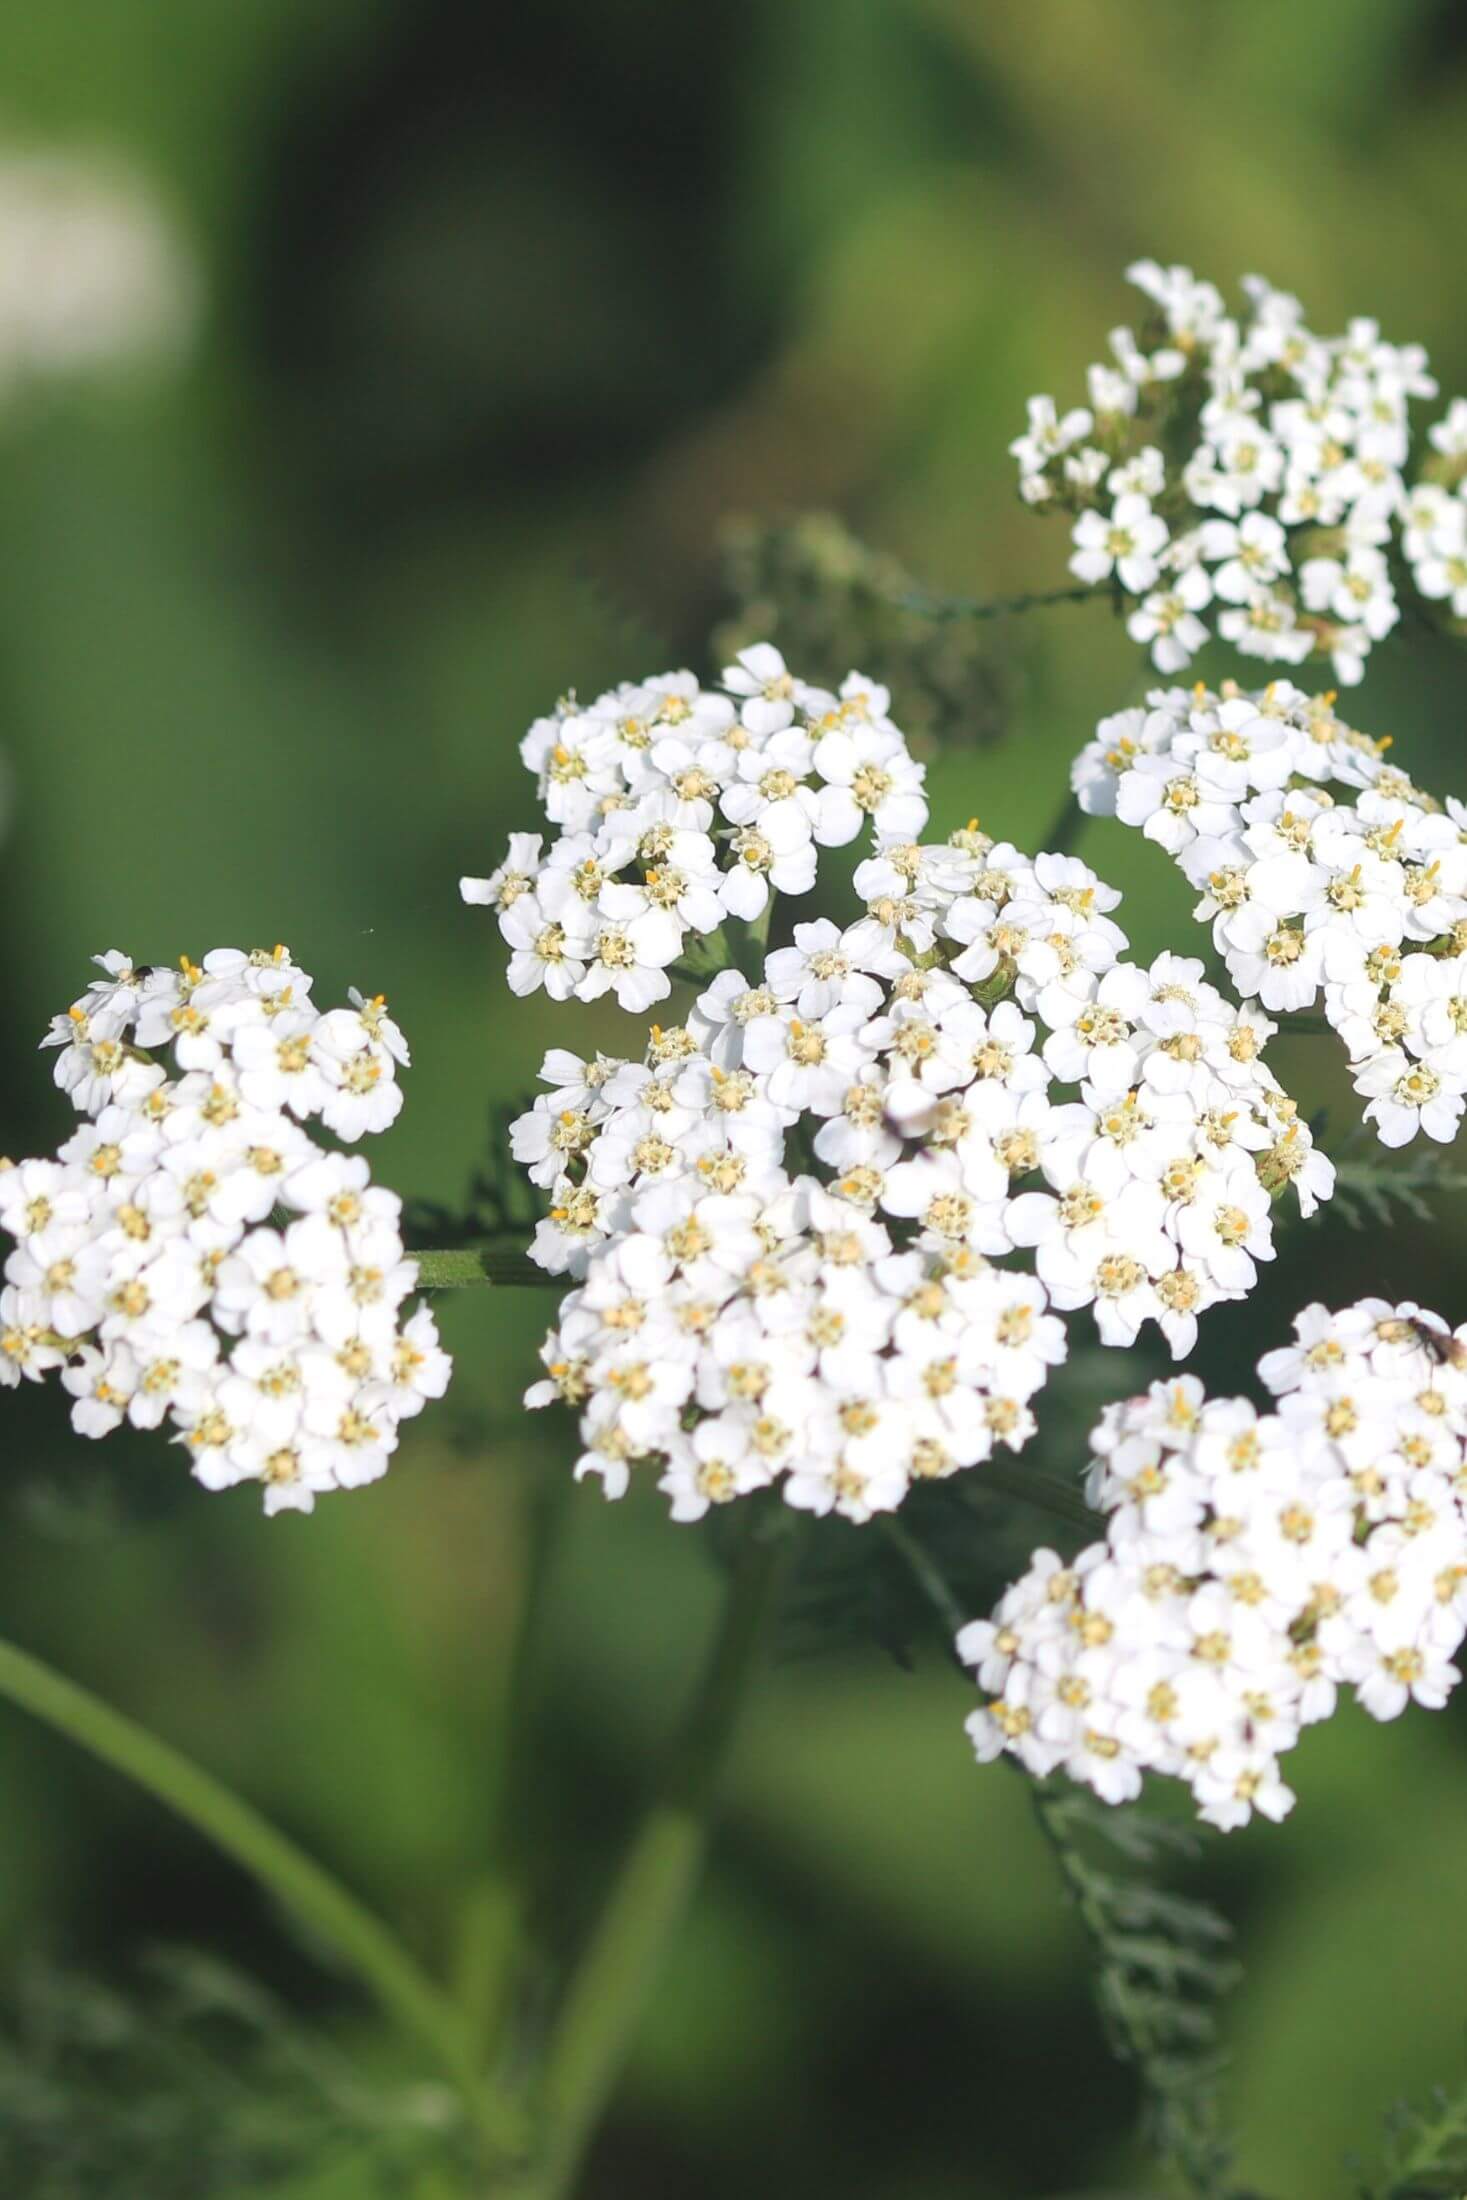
0, 949, 449, 1513
459, 646, 930, 1011
961, 1300, 1467, 1832
498, 664, 1331, 1523
1012, 260, 1467, 686
1074, 678, 1467, 1146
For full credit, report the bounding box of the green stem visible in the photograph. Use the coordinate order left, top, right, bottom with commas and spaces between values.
414, 1244, 556, 1290
881, 1516, 970, 1644
1279, 1014, 1333, 1037
523, 1519, 792, 2200
973, 1458, 1101, 1535
1036, 789, 1087, 858
899, 580, 1099, 625
0, 1635, 523, 2159
469, 1463, 573, 2068
882, 1467, 1100, 1664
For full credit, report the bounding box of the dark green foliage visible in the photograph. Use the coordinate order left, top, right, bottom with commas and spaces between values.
1363, 2074, 1467, 2199
882, 1507, 1246, 2199
402, 1095, 545, 1252
1329, 1149, 1467, 1232
713, 512, 1013, 758
0, 1951, 471, 2200
1031, 1788, 1244, 2200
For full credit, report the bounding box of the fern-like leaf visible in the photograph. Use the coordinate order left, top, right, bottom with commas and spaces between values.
1330, 1149, 1467, 1231
880, 1511, 1247, 2199
713, 512, 1013, 760
1032, 1785, 1244, 2200
1366, 2071, 1467, 2199
0, 1950, 471, 2200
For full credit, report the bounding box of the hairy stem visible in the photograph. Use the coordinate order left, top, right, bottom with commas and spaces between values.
0, 1635, 523, 2158
415, 1243, 557, 1289
522, 1519, 792, 2200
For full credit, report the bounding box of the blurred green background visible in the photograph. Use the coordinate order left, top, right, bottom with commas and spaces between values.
3, 2, 1467, 2193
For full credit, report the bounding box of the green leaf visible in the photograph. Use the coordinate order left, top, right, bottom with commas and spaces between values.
1367, 2071, 1467, 2200
1330, 1149, 1467, 1231
1032, 1785, 1244, 2200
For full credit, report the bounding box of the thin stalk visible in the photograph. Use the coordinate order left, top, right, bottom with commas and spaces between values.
468, 1463, 573, 2069
1036, 789, 1087, 858
898, 580, 1099, 626
1277, 1014, 1333, 1038
0, 1635, 523, 2159
415, 1244, 557, 1290
882, 1468, 1099, 1667
973, 1457, 1100, 1535
881, 1516, 969, 1644
522, 1520, 792, 2200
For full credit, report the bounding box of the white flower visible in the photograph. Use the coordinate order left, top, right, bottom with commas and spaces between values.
313, 1010, 405, 1141
1009, 394, 1094, 477
501, 894, 592, 1002
810, 720, 929, 844
1126, 574, 1210, 672
1356, 1049, 1467, 1146
764, 919, 886, 1021
459, 830, 544, 910
1114, 753, 1237, 854
722, 642, 797, 735
1069, 494, 1169, 594
1429, 397, 1467, 460
1197, 512, 1289, 602
721, 807, 818, 921
658, 1416, 771, 1522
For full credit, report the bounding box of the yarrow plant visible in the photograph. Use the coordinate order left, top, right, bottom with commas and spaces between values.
461, 648, 1330, 1527
0, 948, 449, 1512
962, 1299, 1467, 1830
1073, 676, 1467, 1143
7, 263, 1467, 2200
1012, 260, 1467, 684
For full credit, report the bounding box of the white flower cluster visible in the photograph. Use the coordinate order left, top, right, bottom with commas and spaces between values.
518, 818, 1330, 1524
962, 1300, 1467, 1832
1012, 260, 1466, 686
0, 949, 449, 1514
459, 646, 929, 1011
1074, 678, 1467, 1146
